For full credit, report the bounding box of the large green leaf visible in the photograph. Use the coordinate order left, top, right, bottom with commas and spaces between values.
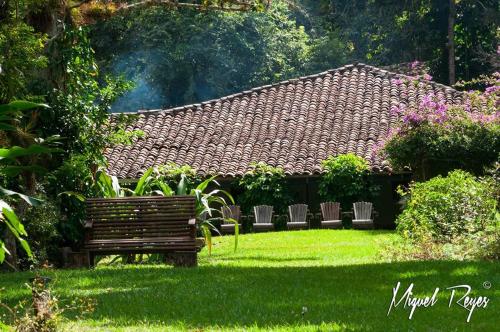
0, 144, 55, 161
200, 224, 212, 256
134, 167, 154, 196
1, 205, 27, 236
0, 187, 43, 206
0, 202, 32, 259
177, 174, 188, 195
0, 100, 49, 113
196, 175, 217, 193
18, 238, 32, 258
0, 240, 8, 263
156, 181, 173, 196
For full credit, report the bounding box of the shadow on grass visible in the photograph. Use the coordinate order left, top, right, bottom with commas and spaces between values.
1, 260, 498, 331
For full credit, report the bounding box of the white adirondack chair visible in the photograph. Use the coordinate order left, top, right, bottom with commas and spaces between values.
320, 202, 342, 229
352, 201, 374, 229
287, 204, 309, 230
253, 205, 274, 232
221, 205, 241, 234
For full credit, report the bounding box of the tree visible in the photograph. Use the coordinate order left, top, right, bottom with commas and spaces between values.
90, 1, 312, 111
447, 0, 456, 85
321, 0, 498, 85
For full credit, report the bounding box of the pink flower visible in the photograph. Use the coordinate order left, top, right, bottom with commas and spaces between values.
391, 104, 405, 115
411, 60, 420, 69
391, 78, 405, 85
423, 73, 433, 81
485, 85, 500, 94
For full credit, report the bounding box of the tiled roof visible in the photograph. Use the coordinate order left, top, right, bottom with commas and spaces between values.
106, 63, 462, 179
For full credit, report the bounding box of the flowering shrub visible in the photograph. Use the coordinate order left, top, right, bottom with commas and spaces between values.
380, 72, 500, 179
396, 170, 498, 260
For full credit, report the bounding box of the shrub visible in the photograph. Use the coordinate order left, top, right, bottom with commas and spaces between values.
237, 162, 292, 214
21, 200, 62, 267
380, 79, 499, 179
45, 155, 96, 249
383, 116, 499, 179
154, 163, 201, 192
396, 170, 499, 260
318, 154, 376, 210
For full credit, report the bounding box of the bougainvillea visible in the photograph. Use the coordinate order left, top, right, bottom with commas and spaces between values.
379, 72, 499, 179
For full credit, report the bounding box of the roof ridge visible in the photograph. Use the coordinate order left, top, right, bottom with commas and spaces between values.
120, 63, 457, 116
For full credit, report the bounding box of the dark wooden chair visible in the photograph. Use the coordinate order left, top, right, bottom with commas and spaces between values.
352, 201, 375, 229
84, 196, 198, 267
287, 204, 309, 230
320, 202, 343, 229
221, 205, 241, 234
253, 205, 274, 232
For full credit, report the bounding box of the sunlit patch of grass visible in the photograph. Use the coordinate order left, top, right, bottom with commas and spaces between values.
0, 230, 498, 331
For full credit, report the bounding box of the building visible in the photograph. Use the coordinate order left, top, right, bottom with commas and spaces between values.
105, 63, 462, 227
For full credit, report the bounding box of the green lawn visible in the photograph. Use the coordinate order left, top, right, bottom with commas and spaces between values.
1, 230, 498, 331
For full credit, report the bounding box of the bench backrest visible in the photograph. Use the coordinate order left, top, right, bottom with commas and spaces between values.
222, 205, 241, 223
86, 196, 196, 240
254, 205, 273, 223
320, 202, 341, 221
353, 201, 373, 220
288, 204, 308, 223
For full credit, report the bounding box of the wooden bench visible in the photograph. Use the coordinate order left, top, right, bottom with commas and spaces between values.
84, 196, 198, 267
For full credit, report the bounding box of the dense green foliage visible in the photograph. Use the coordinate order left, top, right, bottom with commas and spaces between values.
237, 162, 291, 214
43, 27, 134, 165
0, 100, 58, 264
323, 0, 498, 84
91, 2, 312, 111
396, 170, 499, 259
0, 21, 47, 103
1, 230, 498, 331
384, 117, 500, 179
318, 154, 376, 210
21, 200, 61, 266
88, 0, 499, 112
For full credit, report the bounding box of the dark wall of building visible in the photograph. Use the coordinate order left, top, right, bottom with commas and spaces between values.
218, 173, 412, 229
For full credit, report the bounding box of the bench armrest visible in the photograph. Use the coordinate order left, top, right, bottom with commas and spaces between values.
188, 218, 196, 225
84, 221, 93, 229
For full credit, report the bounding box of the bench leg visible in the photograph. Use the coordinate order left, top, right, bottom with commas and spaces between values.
87, 251, 95, 268
171, 252, 197, 267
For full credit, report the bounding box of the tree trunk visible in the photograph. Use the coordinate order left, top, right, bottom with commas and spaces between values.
0, 0, 9, 21
447, 0, 456, 85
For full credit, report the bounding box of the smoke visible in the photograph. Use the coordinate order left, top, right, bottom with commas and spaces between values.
111, 77, 164, 113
